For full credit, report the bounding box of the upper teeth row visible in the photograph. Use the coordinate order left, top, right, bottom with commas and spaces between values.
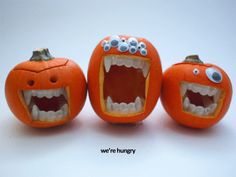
23, 88, 67, 105
181, 82, 219, 97
104, 56, 150, 78
102, 36, 148, 56
106, 96, 143, 114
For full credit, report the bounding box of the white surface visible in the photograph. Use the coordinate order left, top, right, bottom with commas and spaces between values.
0, 0, 235, 177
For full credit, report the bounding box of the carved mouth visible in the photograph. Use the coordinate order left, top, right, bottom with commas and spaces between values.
22, 88, 69, 122
101, 55, 150, 116
181, 82, 223, 117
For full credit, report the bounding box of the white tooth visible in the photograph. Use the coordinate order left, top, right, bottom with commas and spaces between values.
116, 58, 124, 66
47, 111, 55, 120
213, 91, 221, 102
61, 104, 68, 116
188, 104, 196, 112
142, 62, 150, 78
137, 60, 144, 69
181, 84, 187, 97
192, 85, 200, 93
127, 103, 136, 113
200, 87, 210, 96
112, 103, 120, 112
56, 110, 63, 119
106, 96, 113, 111
194, 106, 204, 116
111, 56, 117, 65
31, 90, 37, 96
120, 102, 128, 113
183, 97, 190, 110
209, 103, 217, 113
53, 89, 61, 97
104, 57, 112, 72
39, 110, 46, 121
135, 97, 142, 112
204, 107, 211, 115
209, 88, 217, 96
124, 59, 133, 68
132, 60, 140, 69
62, 89, 68, 100
45, 90, 53, 98
32, 105, 38, 120
187, 84, 193, 91
36, 90, 45, 98
23, 90, 32, 105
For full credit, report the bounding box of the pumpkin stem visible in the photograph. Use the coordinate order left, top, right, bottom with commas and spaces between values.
183, 55, 203, 64
30, 48, 54, 61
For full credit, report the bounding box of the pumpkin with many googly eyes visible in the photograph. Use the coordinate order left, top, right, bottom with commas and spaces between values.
88, 35, 162, 123
161, 55, 232, 128
5, 48, 87, 128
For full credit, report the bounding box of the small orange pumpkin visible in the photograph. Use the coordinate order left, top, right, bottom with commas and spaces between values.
161, 55, 232, 128
5, 48, 87, 128
88, 35, 162, 123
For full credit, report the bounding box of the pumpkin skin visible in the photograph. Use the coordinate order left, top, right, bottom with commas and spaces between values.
161, 55, 232, 128
88, 35, 162, 123
5, 49, 87, 128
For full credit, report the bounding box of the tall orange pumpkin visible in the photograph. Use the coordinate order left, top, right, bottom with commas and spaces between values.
5, 48, 87, 128
161, 55, 232, 128
88, 35, 162, 123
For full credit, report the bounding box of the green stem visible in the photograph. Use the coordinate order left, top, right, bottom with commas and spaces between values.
184, 55, 203, 64
30, 48, 54, 61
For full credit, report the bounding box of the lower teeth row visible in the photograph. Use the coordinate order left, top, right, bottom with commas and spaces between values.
106, 96, 143, 114
183, 97, 217, 116
31, 104, 68, 122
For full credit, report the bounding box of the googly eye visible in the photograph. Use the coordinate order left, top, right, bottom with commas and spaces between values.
103, 43, 111, 52
101, 40, 108, 47
206, 67, 222, 83
138, 42, 146, 49
193, 68, 200, 75
118, 42, 129, 52
121, 38, 127, 43
109, 36, 121, 47
127, 37, 138, 47
129, 46, 137, 54
140, 48, 147, 56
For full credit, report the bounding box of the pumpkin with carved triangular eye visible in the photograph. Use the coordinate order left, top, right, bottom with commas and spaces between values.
5, 48, 87, 128
161, 55, 232, 128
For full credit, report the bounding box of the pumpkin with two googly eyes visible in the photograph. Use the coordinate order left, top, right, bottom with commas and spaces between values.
5, 48, 87, 128
88, 35, 162, 123
161, 55, 232, 128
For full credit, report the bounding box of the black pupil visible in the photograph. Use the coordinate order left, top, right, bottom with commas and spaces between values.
212, 72, 221, 81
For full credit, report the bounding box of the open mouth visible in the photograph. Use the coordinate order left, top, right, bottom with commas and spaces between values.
101, 55, 150, 115
22, 88, 69, 122
181, 82, 223, 117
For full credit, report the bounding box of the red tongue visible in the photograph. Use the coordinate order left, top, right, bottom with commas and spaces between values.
32, 95, 66, 112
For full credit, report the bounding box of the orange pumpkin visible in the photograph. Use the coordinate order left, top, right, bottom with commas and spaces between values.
5, 48, 87, 128
88, 35, 162, 123
161, 55, 232, 128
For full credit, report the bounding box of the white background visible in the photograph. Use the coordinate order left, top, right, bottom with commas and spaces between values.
0, 0, 235, 177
